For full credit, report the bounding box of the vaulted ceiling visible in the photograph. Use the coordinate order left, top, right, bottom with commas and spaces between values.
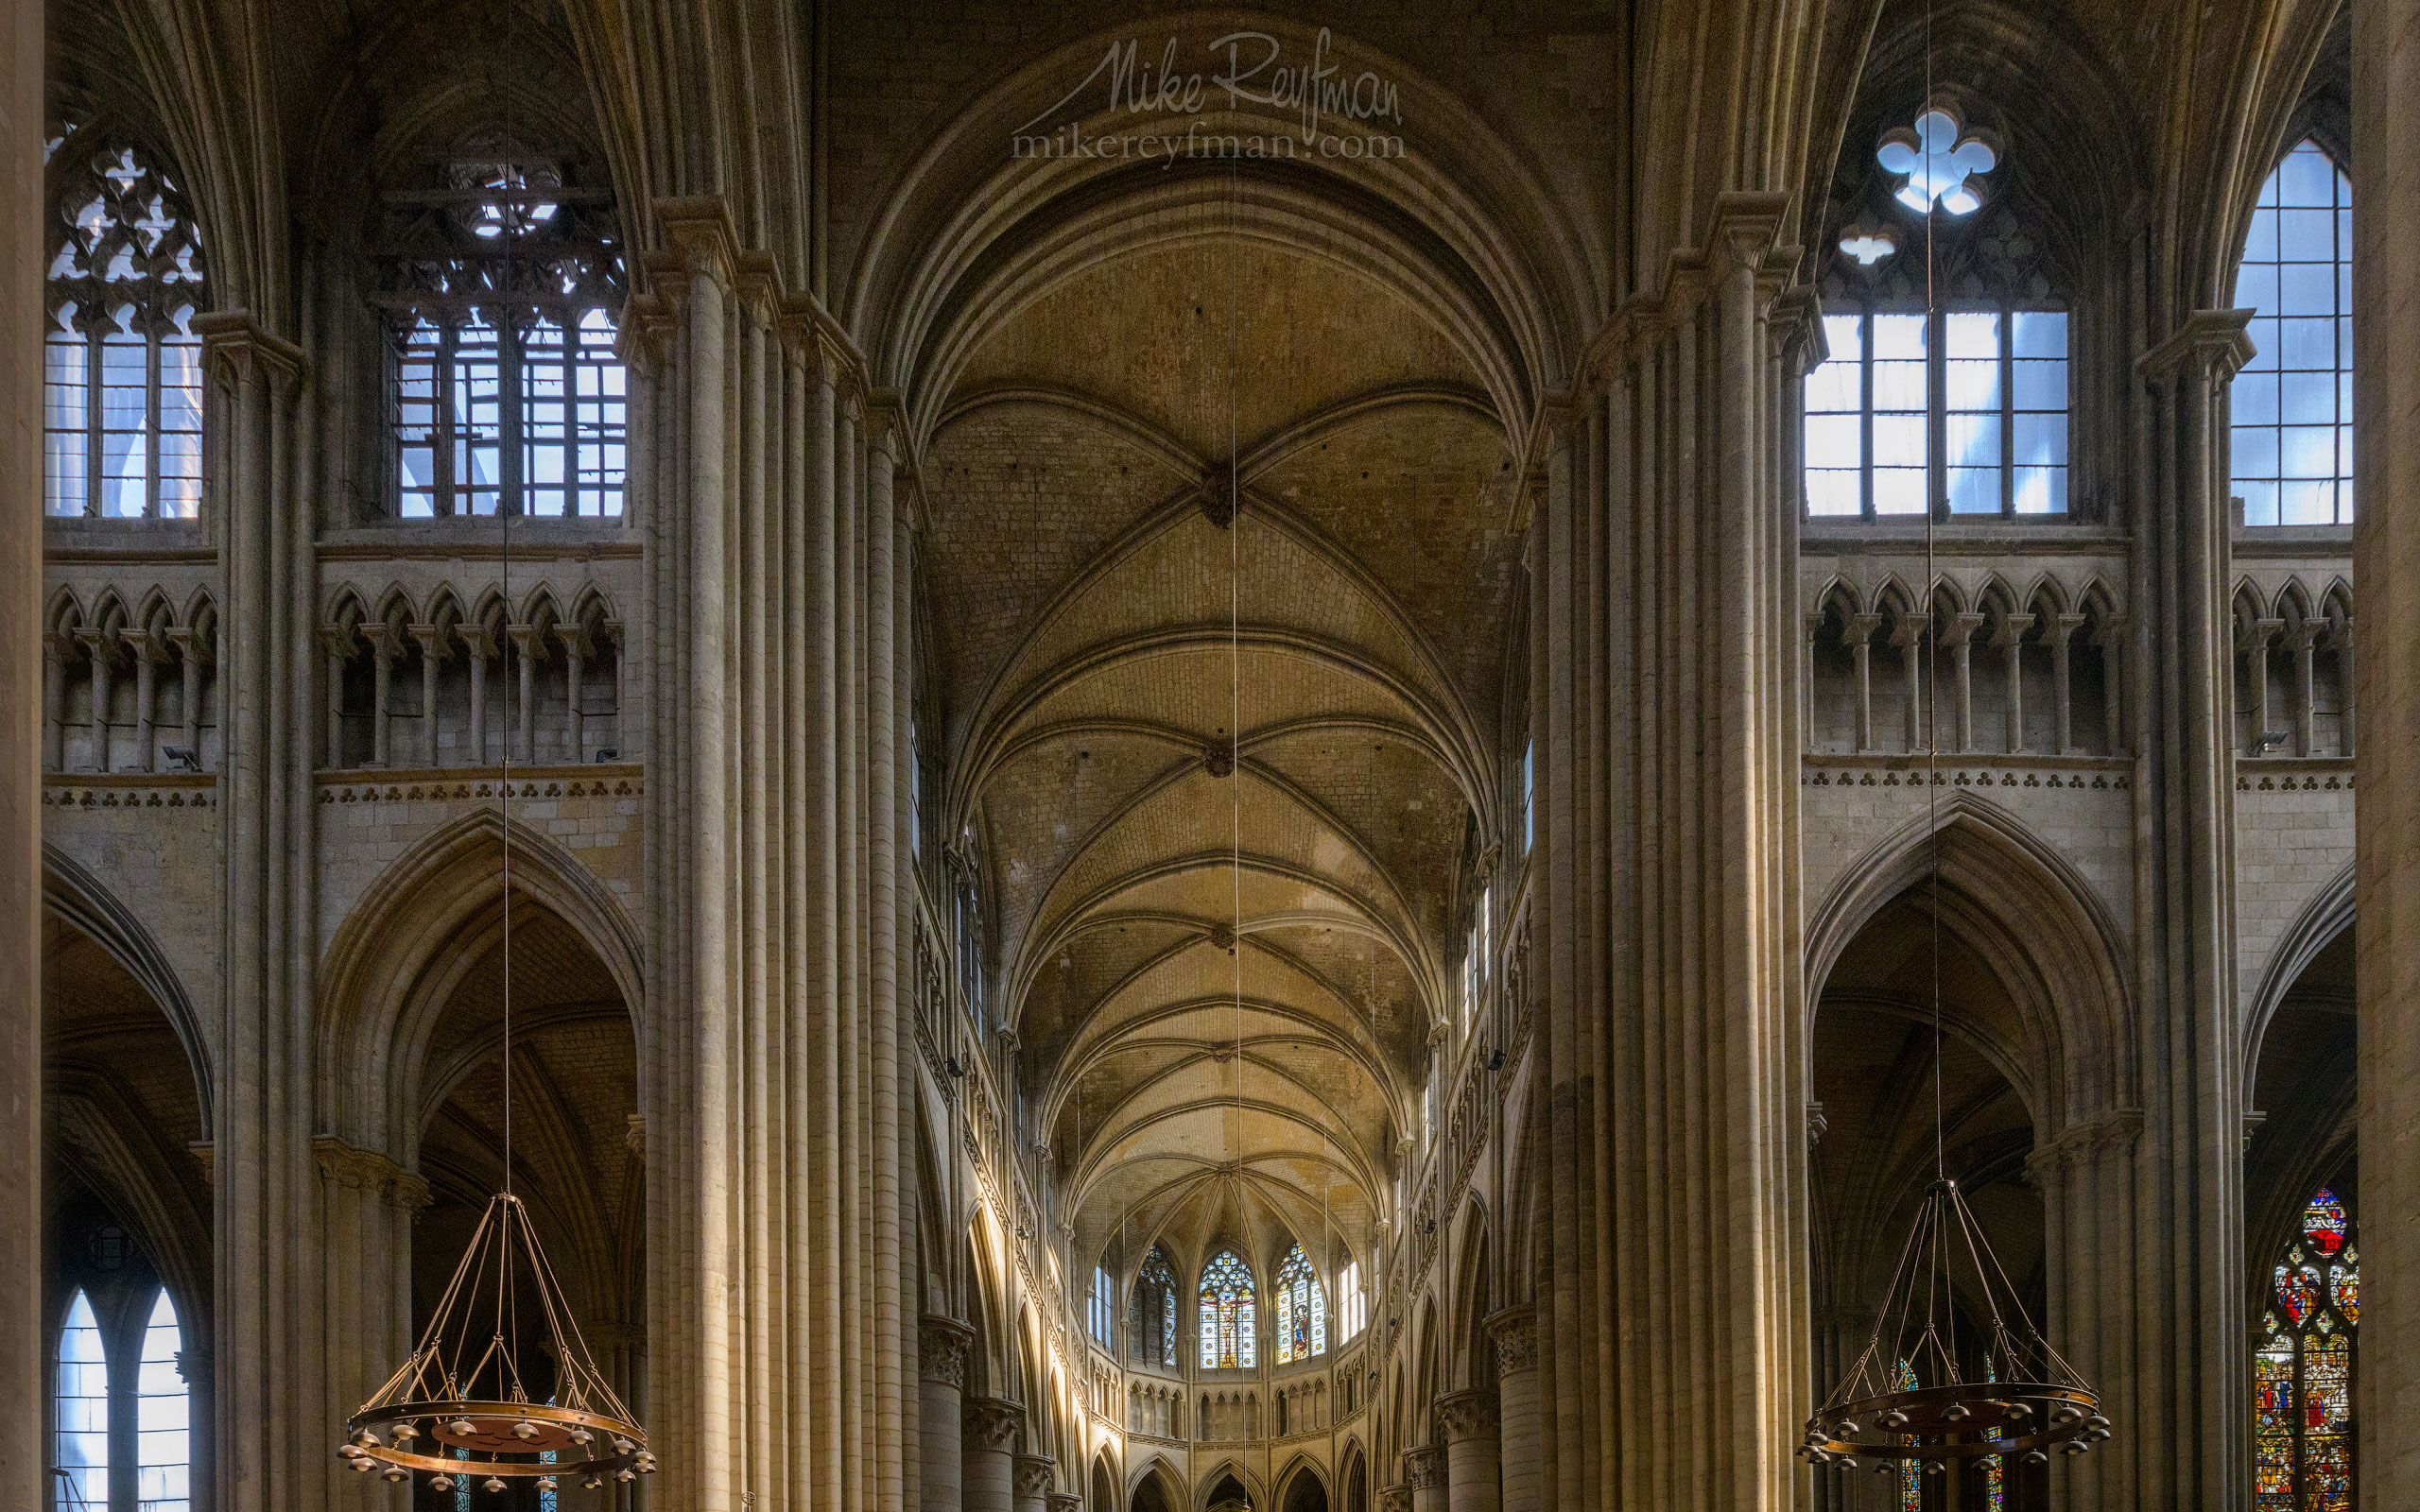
923, 232, 1523, 1285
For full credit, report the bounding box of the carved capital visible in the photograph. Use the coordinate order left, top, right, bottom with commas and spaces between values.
2136, 307, 2257, 387
1846, 611, 1886, 646
1434, 1387, 1498, 1443
455, 622, 498, 660
553, 623, 595, 661
1012, 1453, 1056, 1498
2051, 611, 2090, 647
2025, 1107, 2146, 1182
1403, 1446, 1449, 1489
193, 310, 305, 394
919, 1315, 974, 1388
311, 1134, 431, 1210
1048, 1494, 1084, 1512
407, 623, 452, 662
1486, 1304, 1537, 1376
962, 1395, 1023, 1451
655, 198, 742, 284
1379, 1487, 1412, 1512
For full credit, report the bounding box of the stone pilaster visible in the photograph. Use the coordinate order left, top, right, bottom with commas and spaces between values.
919, 1315, 973, 1512
1486, 1307, 1539, 1512
1437, 1390, 1501, 1512
2024, 1109, 2144, 1509
2354, 0, 2420, 1503
961, 1396, 1023, 1512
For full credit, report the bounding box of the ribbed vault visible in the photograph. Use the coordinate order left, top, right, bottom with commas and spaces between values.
921, 179, 1523, 1289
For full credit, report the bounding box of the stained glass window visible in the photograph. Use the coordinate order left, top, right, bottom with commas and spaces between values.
2233, 141, 2354, 525
1090, 1265, 1117, 1348
53, 1290, 108, 1511
1131, 1245, 1178, 1368
43, 133, 208, 519
1273, 1243, 1327, 1365
1896, 1359, 1923, 1512
2255, 1187, 2358, 1511
1200, 1250, 1256, 1370
137, 1290, 190, 1512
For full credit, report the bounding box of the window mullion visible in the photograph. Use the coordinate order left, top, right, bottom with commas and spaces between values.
502, 315, 524, 516
439, 324, 459, 516
1861, 312, 1876, 520
2002, 310, 2015, 520
147, 323, 163, 520
83, 321, 103, 519
1929, 309, 1946, 523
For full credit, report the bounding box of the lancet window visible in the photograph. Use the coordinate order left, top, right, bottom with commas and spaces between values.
49, 1281, 192, 1512
1199, 1250, 1257, 1370
1089, 1265, 1116, 1348
1130, 1245, 1178, 1368
2232, 141, 2355, 526
2256, 1187, 2358, 1510
372, 136, 626, 517
1272, 1243, 1327, 1365
43, 129, 207, 520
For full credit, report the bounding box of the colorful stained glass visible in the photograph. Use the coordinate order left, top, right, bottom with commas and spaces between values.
2303, 1189, 2349, 1257
2332, 1259, 2359, 1326
1896, 1360, 1922, 1512
1199, 1251, 1256, 1370
2253, 1186, 2359, 1509
1980, 1453, 2004, 1512
1272, 1243, 1327, 1365
2278, 1261, 2319, 1325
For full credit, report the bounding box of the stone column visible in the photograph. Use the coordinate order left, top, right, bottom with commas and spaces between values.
2354, 0, 2420, 1504
360, 621, 393, 767
75, 626, 113, 770
920, 1316, 972, 1512
2238, 616, 2283, 752
1946, 610, 1985, 752
1436, 1391, 1499, 1512
1012, 1452, 1054, 1512
2292, 619, 2324, 756
1404, 1445, 1449, 1512
509, 622, 540, 763
555, 623, 591, 763
41, 632, 65, 770
3, 12, 44, 1506
1486, 1308, 1539, 1512
313, 1137, 428, 1512
320, 625, 352, 768
2051, 612, 2087, 753
962, 1397, 1022, 1512
127, 626, 163, 771
1848, 610, 1882, 751
458, 622, 493, 765
1992, 610, 2031, 753
409, 624, 446, 766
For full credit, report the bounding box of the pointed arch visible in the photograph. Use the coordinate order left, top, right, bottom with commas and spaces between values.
1803, 793, 2135, 1135
2247, 862, 2357, 1070
43, 841, 212, 1133
315, 807, 644, 1160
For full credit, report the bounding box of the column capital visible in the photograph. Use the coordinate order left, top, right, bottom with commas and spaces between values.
552, 622, 595, 661
2025, 1107, 2145, 1180
1012, 1453, 1056, 1499
310, 1134, 430, 1210
1484, 1304, 1537, 1376
962, 1394, 1024, 1451
1379, 1487, 1413, 1512
2050, 610, 2091, 645
1940, 610, 1988, 648
1048, 1494, 1084, 1512
72, 626, 122, 667
456, 621, 498, 660
1403, 1445, 1448, 1489
1989, 610, 2036, 649
193, 310, 306, 392
408, 622, 453, 661
2238, 615, 2288, 654
358, 620, 396, 659
2136, 307, 2256, 387
1434, 1387, 1498, 1442
921, 1314, 975, 1388
654, 197, 743, 284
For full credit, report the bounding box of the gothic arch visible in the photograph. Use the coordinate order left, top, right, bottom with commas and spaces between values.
315, 806, 645, 1161
43, 841, 213, 1132
1192, 1459, 1267, 1512
1271, 1453, 1330, 1508
2246, 861, 2358, 1081
1804, 793, 2135, 1136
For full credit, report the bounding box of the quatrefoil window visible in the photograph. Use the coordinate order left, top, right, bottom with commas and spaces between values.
1876, 109, 1996, 215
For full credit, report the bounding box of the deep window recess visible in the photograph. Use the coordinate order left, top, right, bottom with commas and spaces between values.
373, 144, 627, 517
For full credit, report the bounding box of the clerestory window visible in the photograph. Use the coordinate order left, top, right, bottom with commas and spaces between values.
2232, 140, 2354, 526
1804, 307, 2070, 519
372, 140, 627, 518
43, 130, 207, 520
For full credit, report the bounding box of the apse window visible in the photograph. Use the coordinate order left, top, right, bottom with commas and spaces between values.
1272, 1243, 1327, 1364
1199, 1250, 1257, 1370
43, 133, 207, 519
2233, 140, 2354, 526
374, 142, 627, 518
1804, 308, 2068, 519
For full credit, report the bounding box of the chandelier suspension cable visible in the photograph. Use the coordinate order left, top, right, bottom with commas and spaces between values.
1922, 0, 1945, 1191
1229, 150, 1245, 1203
498, 0, 517, 1208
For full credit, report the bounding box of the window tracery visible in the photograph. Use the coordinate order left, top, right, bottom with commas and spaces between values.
1272, 1243, 1327, 1365
1130, 1244, 1178, 1368
372, 137, 626, 518
2233, 140, 2354, 526
1199, 1250, 1256, 1370
2256, 1187, 2357, 1510
43, 129, 207, 519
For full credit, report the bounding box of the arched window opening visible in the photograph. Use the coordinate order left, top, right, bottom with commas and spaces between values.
2233, 141, 2353, 526
53, 1289, 108, 1510
1130, 1245, 1178, 1369
2256, 1187, 2358, 1509
1337, 1259, 1367, 1343
1804, 307, 2070, 520
43, 132, 207, 520
1089, 1264, 1116, 1349
136, 1290, 190, 1512
1199, 1250, 1256, 1370
373, 136, 626, 518
1272, 1243, 1327, 1365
